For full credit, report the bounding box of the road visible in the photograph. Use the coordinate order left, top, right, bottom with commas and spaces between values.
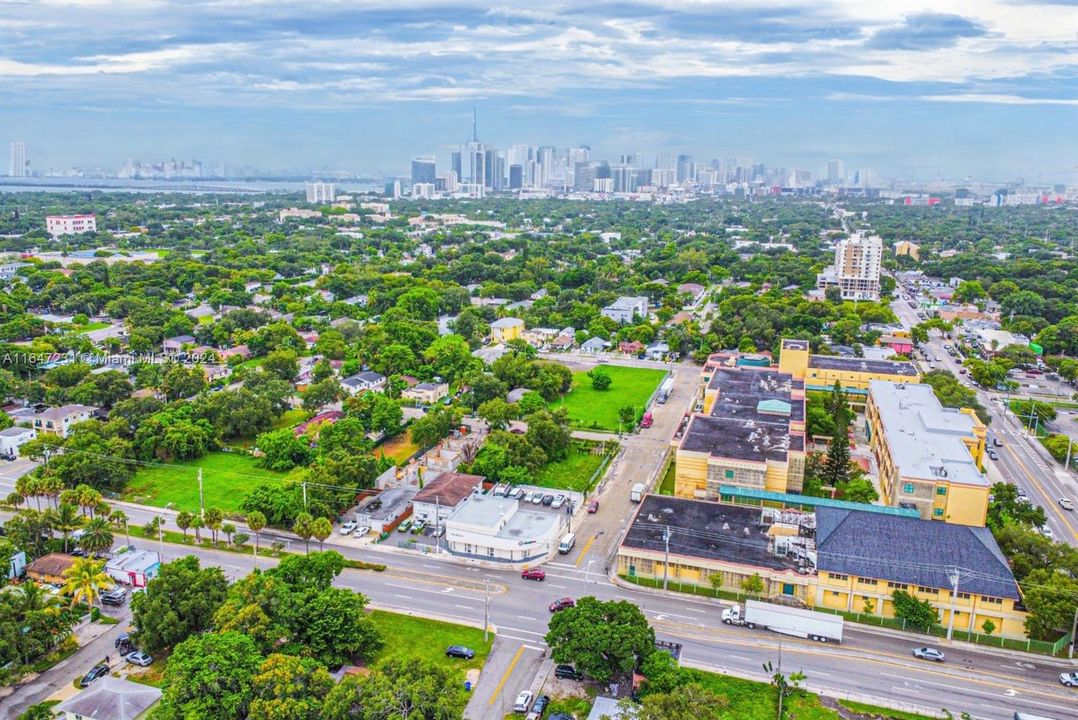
892, 294, 1078, 547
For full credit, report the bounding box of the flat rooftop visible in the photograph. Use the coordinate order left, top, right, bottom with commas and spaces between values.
622, 496, 801, 572
707, 367, 805, 424
809, 354, 918, 377
869, 380, 986, 486
446, 494, 516, 528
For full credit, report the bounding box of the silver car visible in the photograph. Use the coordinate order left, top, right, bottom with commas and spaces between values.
912, 647, 944, 662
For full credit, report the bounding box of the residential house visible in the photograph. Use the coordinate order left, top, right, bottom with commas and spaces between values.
25, 553, 77, 584
601, 296, 649, 324
352, 486, 417, 532
490, 317, 525, 343
618, 340, 645, 355
410, 472, 484, 528
56, 676, 162, 720
341, 371, 387, 396
402, 382, 449, 405
25, 404, 97, 438
0, 425, 35, 458
218, 344, 252, 362
580, 337, 609, 353
162, 335, 196, 353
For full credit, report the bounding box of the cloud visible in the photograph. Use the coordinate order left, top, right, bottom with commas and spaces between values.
865, 12, 988, 50
918, 92, 1078, 105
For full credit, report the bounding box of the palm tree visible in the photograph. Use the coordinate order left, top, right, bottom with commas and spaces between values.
142, 516, 161, 539
191, 515, 204, 543
293, 512, 313, 554
108, 509, 131, 547
50, 503, 85, 553
74, 485, 103, 518
311, 517, 332, 551
79, 518, 114, 556
204, 507, 224, 544
6, 490, 24, 508
39, 475, 63, 509
246, 510, 266, 557
61, 557, 114, 609
221, 522, 236, 545
16, 474, 40, 510
175, 510, 194, 541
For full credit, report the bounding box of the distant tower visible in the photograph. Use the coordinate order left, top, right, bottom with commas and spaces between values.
8, 141, 27, 178
472, 105, 478, 143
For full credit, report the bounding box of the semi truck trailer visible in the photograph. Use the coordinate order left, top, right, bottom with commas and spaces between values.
721, 599, 844, 643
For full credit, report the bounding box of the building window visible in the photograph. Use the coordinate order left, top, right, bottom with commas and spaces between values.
828, 573, 848, 582
936, 486, 948, 496
856, 577, 876, 586
933, 508, 944, 518
903, 483, 915, 494
487, 547, 495, 557
982, 596, 1002, 605
887, 582, 907, 590
917, 586, 937, 595
725, 470, 735, 479
957, 592, 971, 600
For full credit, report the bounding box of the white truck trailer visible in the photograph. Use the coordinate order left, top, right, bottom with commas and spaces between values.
656, 378, 674, 403
630, 483, 645, 503
721, 599, 844, 643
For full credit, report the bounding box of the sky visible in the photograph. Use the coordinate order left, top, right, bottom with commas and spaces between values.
1, 0, 1076, 181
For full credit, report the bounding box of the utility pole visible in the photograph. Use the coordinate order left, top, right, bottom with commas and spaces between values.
1066, 436, 1074, 471
198, 468, 204, 519
483, 579, 490, 643
302, 480, 308, 509
662, 525, 671, 591
946, 568, 960, 641
1070, 607, 1078, 659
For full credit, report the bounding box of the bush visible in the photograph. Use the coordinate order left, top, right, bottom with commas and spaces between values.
342, 559, 387, 572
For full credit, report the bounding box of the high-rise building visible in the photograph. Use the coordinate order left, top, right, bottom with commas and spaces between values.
411, 156, 436, 185
816, 233, 883, 301
827, 159, 846, 186
573, 163, 597, 192
464, 142, 485, 187
305, 181, 335, 204
611, 164, 637, 193
450, 151, 462, 180
508, 164, 523, 190
8, 141, 27, 177
676, 154, 694, 183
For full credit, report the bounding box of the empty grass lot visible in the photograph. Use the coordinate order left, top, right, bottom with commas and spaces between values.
121, 451, 292, 514
532, 442, 614, 492
550, 365, 667, 431
368, 610, 492, 676
376, 429, 420, 465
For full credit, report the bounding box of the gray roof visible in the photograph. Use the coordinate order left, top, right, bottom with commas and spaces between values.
816, 507, 1019, 599
342, 371, 385, 387
0, 426, 33, 437
809, 354, 918, 377
56, 676, 162, 720
869, 380, 986, 486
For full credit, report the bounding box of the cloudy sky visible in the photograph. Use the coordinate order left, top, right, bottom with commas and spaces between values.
2, 0, 1076, 180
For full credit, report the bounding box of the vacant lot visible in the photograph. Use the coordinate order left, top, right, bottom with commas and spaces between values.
121, 451, 290, 514
376, 429, 420, 465
532, 442, 615, 491
368, 610, 492, 676
550, 365, 667, 431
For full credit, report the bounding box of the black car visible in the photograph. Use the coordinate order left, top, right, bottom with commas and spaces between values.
101, 589, 127, 606
79, 662, 110, 687
115, 633, 134, 653
541, 494, 555, 506
530, 694, 550, 715
445, 645, 475, 659
554, 664, 583, 681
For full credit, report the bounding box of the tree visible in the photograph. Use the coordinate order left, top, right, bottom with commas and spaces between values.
244, 510, 266, 557
204, 506, 224, 544
321, 656, 466, 720
154, 631, 262, 720
842, 477, 879, 504
49, 503, 84, 553
545, 596, 655, 683
632, 683, 730, 720
131, 556, 228, 652
109, 509, 131, 547
987, 482, 1046, 532
981, 618, 996, 637
478, 398, 515, 430
822, 393, 852, 489
289, 586, 383, 667
587, 366, 612, 390
249, 654, 335, 720
78, 517, 114, 556
221, 522, 236, 545
618, 405, 636, 431
293, 512, 314, 554
61, 557, 114, 609
311, 516, 333, 551
525, 409, 572, 461
255, 428, 313, 471
176, 510, 194, 540
161, 363, 208, 401
517, 390, 546, 416
262, 349, 300, 382
740, 573, 765, 597
303, 377, 342, 412
891, 589, 938, 632
410, 405, 459, 449
271, 552, 346, 590
17, 703, 60, 720
1023, 568, 1078, 640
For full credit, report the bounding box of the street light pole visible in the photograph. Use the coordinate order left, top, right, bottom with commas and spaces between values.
483, 579, 490, 643
662, 525, 671, 591
946, 568, 960, 641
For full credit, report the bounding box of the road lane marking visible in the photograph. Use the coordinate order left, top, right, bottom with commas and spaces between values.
548, 584, 568, 589
500, 626, 545, 636
1002, 440, 1078, 541
393, 594, 412, 600
516, 615, 537, 621
574, 535, 597, 567
488, 644, 526, 706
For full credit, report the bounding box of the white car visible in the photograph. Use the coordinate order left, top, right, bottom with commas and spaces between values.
912, 647, 945, 662
551, 495, 566, 509
1060, 498, 1074, 512
530, 493, 544, 505
513, 690, 533, 713
1060, 671, 1078, 687
354, 526, 371, 537
1041, 526, 1055, 540
339, 521, 358, 535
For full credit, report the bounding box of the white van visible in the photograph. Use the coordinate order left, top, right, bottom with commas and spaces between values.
558, 533, 576, 554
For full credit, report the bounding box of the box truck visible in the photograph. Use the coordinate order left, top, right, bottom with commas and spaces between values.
656, 378, 674, 403
630, 483, 645, 502
721, 599, 843, 643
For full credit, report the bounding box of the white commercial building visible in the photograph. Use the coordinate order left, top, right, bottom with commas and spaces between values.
9, 141, 27, 177
46, 214, 97, 237
305, 181, 336, 204
443, 494, 566, 563
601, 296, 649, 324
816, 233, 882, 301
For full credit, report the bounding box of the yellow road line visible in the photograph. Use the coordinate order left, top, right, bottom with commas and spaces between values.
1002, 439, 1078, 541
487, 644, 525, 705
574, 535, 597, 567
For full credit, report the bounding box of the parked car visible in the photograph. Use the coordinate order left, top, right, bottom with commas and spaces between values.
508, 487, 525, 500
1060, 498, 1074, 511
1060, 671, 1078, 687
587, 500, 599, 513
912, 647, 945, 662
513, 691, 534, 713
551, 495, 566, 509
339, 520, 358, 535
115, 633, 134, 653
527, 694, 550, 719
549, 597, 575, 613
521, 568, 546, 581
397, 520, 412, 533
554, 664, 584, 681
126, 650, 153, 667
354, 525, 371, 537
411, 520, 426, 534
530, 493, 544, 505
541, 494, 555, 506
988, 449, 998, 460
445, 645, 475, 659
100, 588, 127, 606
79, 663, 110, 687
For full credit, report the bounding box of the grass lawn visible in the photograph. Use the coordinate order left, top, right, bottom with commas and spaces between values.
196, 314, 215, 325
376, 429, 420, 465
121, 451, 291, 514
550, 365, 667, 431
368, 610, 492, 676
272, 408, 307, 430
838, 700, 939, 719
657, 460, 676, 495
532, 442, 614, 492
71, 321, 111, 333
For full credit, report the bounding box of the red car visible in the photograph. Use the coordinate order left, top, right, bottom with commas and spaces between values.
521, 568, 546, 581
587, 500, 599, 513
549, 597, 575, 613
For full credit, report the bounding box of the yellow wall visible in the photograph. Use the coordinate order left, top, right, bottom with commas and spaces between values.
778, 345, 810, 379
674, 449, 709, 498
945, 484, 990, 527
492, 322, 523, 343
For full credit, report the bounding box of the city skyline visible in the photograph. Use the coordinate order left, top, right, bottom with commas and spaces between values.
1, 1, 1075, 182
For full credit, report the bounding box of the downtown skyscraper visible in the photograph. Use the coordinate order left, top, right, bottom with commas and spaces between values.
8, 141, 27, 177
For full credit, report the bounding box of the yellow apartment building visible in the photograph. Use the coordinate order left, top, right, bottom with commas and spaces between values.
866, 380, 989, 526
778, 338, 920, 410
490, 317, 524, 343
